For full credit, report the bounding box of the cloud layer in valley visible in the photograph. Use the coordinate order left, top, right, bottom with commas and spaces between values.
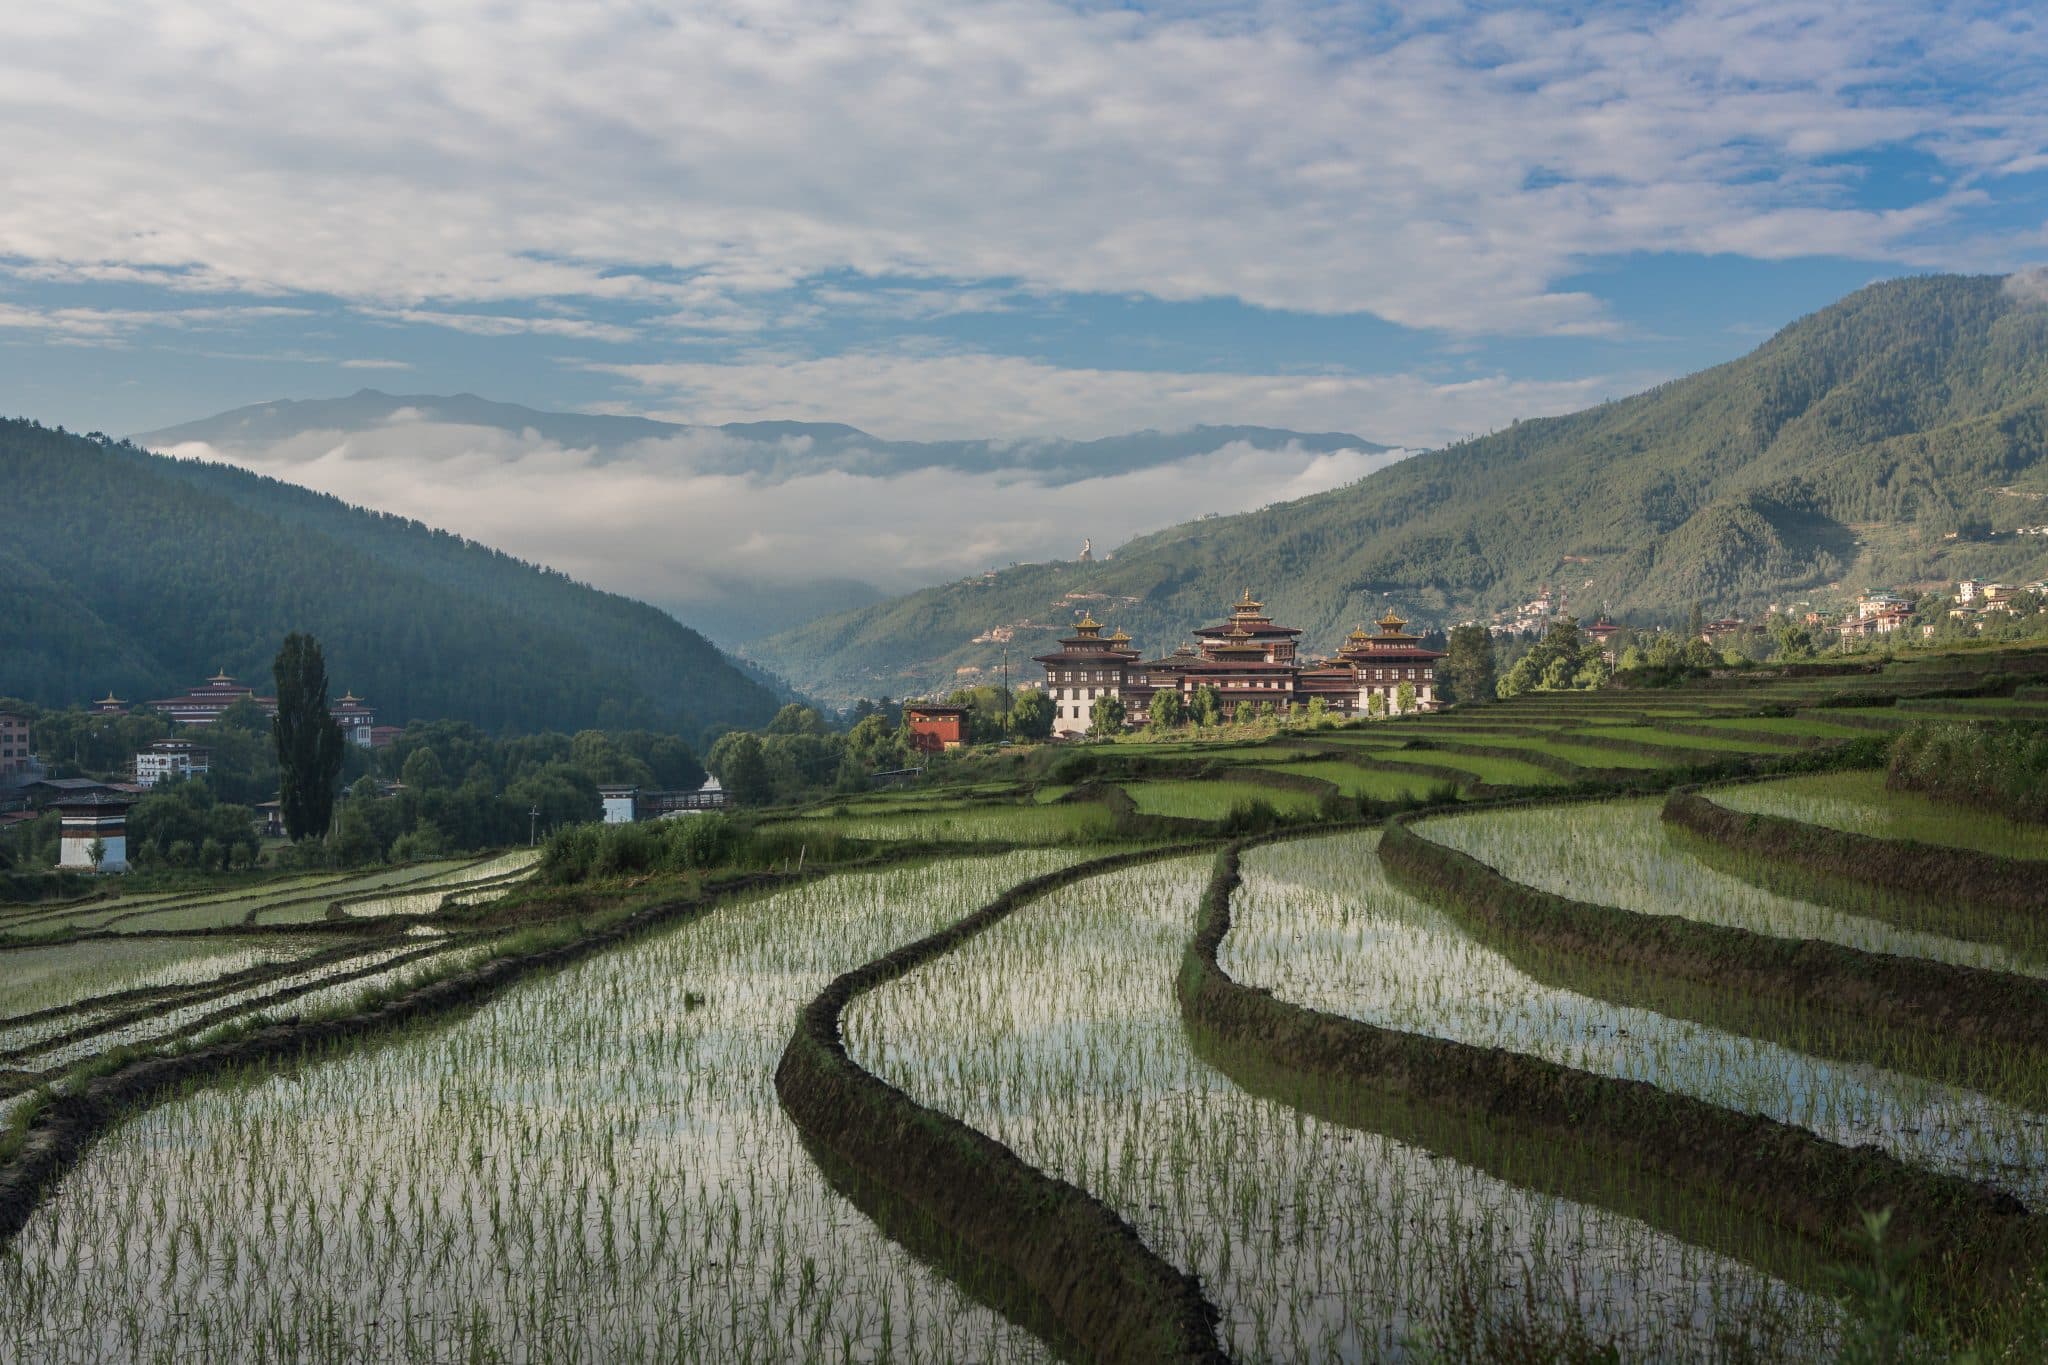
157, 417, 1415, 628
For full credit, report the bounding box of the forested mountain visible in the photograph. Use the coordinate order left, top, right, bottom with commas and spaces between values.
752, 274, 2048, 701
0, 420, 779, 739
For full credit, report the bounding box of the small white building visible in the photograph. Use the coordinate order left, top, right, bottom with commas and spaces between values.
135, 739, 211, 786
598, 777, 728, 823
55, 794, 131, 873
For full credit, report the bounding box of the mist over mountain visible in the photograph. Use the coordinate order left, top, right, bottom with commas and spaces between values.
751, 275, 2048, 702
136, 394, 1402, 644
139, 390, 1387, 482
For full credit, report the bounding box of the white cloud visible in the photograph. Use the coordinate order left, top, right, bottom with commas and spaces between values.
0, 302, 311, 342
1, 1, 2041, 337
155, 419, 1419, 606
587, 350, 1623, 445
2004, 266, 2048, 306
360, 307, 638, 343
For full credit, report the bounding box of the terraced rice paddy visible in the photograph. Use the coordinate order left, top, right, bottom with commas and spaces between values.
0, 937, 305, 1021
0, 853, 1080, 1364
846, 857, 1833, 1359
1247, 760, 1448, 801
1374, 750, 1566, 787
1416, 799, 2047, 979
338, 849, 541, 918
1571, 725, 1804, 755
1224, 833, 2048, 1206
1710, 771, 2048, 862
0, 857, 514, 937
6, 648, 2045, 1361
1119, 779, 1322, 820
4, 942, 444, 1078
772, 801, 1116, 843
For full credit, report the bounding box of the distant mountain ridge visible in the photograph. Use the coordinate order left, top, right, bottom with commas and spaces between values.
750, 274, 2048, 701
0, 420, 780, 739
137, 390, 1388, 483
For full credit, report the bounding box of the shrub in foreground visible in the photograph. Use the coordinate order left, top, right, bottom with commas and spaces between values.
1888, 721, 2048, 824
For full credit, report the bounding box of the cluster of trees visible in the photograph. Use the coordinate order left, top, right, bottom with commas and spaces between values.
1496, 617, 1613, 697
705, 702, 922, 806
311, 721, 712, 865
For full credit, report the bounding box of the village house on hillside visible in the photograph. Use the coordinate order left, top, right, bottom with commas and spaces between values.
1034, 589, 1445, 737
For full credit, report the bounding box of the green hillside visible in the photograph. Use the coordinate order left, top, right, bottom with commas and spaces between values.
0, 420, 779, 738
754, 274, 2048, 701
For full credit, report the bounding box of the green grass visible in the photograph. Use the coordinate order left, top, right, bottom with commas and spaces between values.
1118, 780, 1323, 820
1709, 771, 2048, 863
1246, 761, 1448, 802
770, 801, 1118, 844
1684, 716, 1898, 740
1572, 725, 1802, 755
1375, 750, 1567, 787
1428, 733, 1677, 770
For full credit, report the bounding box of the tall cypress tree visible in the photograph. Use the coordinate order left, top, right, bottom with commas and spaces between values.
273, 632, 346, 841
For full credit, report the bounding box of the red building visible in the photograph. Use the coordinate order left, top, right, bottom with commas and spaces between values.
1035, 589, 1446, 737
904, 704, 970, 753
0, 711, 31, 780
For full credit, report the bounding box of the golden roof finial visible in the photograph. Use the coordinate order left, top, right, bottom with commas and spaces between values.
1075, 613, 1102, 632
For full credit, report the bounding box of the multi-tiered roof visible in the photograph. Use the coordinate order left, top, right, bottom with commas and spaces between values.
1334, 609, 1445, 665
1032, 613, 1143, 668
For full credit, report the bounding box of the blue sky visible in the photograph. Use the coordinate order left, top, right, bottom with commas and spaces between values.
2, 0, 2046, 446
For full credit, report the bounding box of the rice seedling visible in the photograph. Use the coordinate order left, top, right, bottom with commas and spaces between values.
1571, 726, 1803, 755
1245, 761, 1444, 802
335, 849, 541, 920
1223, 832, 2048, 1205
845, 858, 1835, 1360
1118, 780, 1322, 821
3, 943, 436, 1078
770, 801, 1116, 844
1708, 771, 2048, 863
0, 938, 307, 1023
1377, 750, 1568, 787
0, 851, 1079, 1363
1417, 799, 2046, 978
1684, 716, 1896, 741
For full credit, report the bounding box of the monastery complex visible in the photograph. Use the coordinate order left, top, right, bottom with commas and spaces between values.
1035, 590, 1445, 737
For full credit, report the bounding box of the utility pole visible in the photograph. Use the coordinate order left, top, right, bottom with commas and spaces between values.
529, 805, 540, 847
1001, 645, 1011, 737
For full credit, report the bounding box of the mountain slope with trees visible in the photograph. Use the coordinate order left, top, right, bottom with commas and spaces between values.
752, 274, 2048, 701
0, 420, 779, 739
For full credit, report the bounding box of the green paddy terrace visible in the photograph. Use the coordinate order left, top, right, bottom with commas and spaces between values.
2, 642, 2045, 1361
